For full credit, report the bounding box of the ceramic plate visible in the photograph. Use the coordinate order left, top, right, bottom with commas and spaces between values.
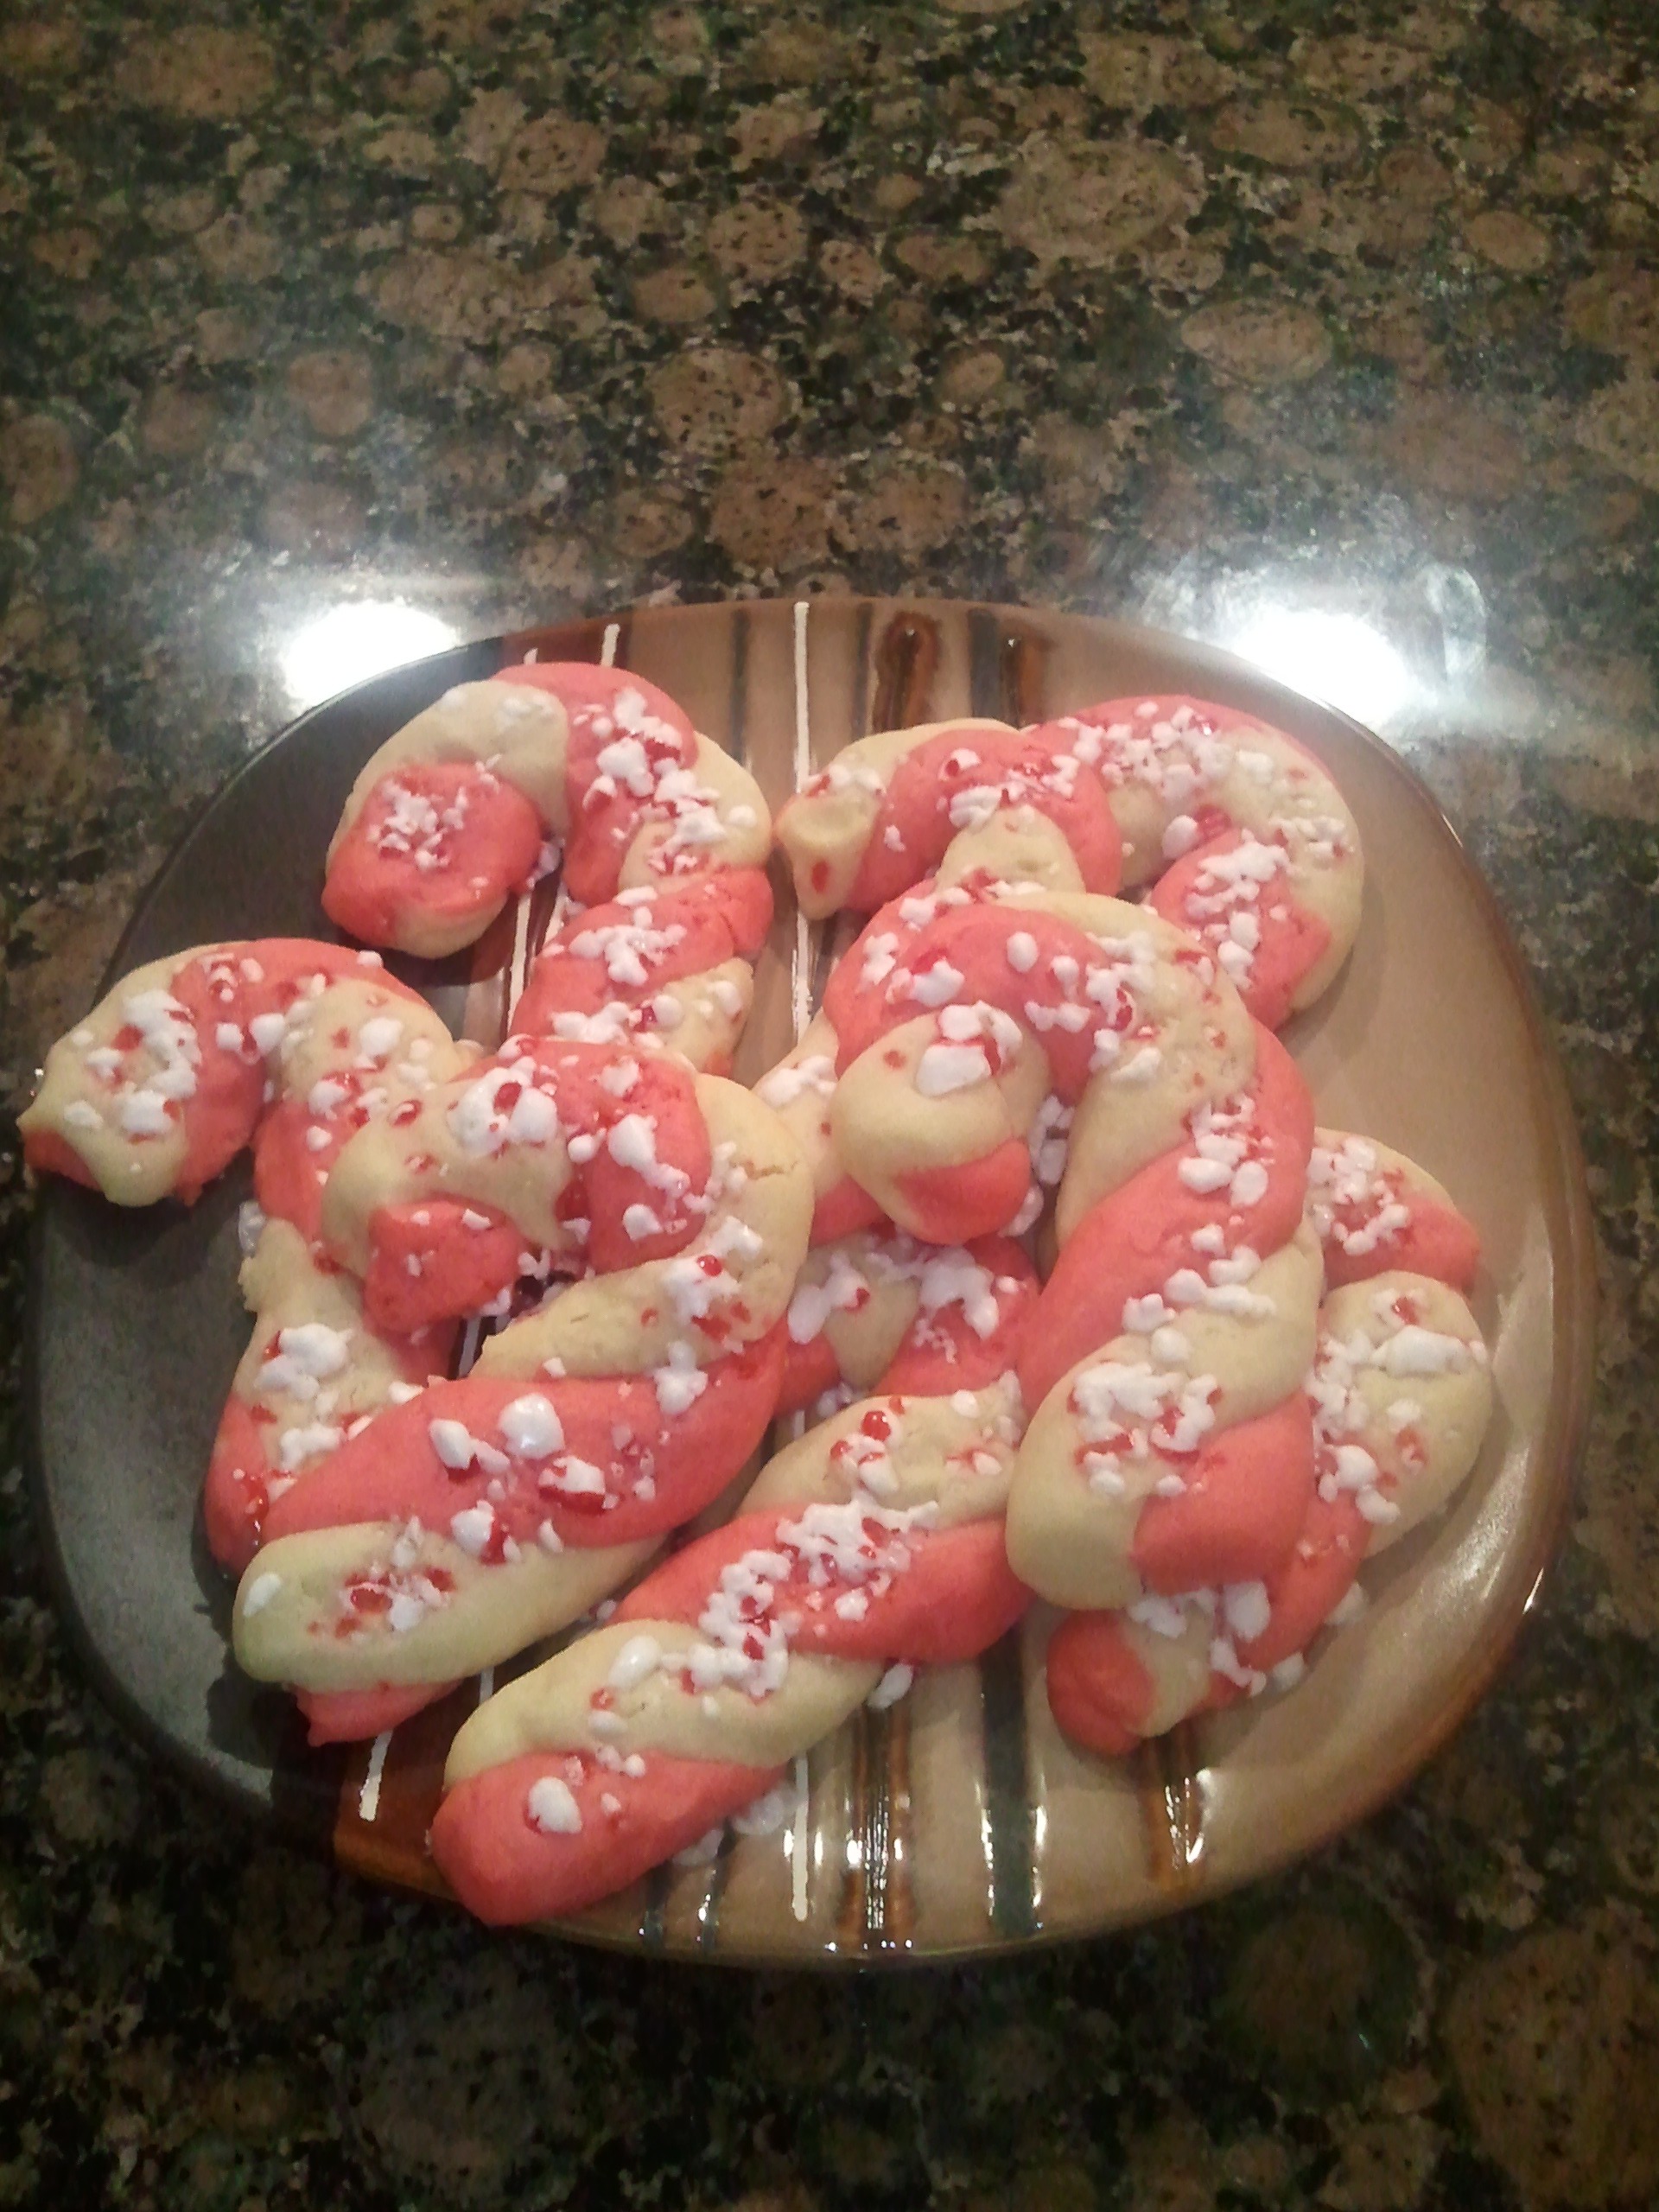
27, 598, 1595, 1963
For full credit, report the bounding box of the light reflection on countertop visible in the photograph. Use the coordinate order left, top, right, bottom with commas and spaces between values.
278, 601, 459, 714
1139, 543, 1492, 746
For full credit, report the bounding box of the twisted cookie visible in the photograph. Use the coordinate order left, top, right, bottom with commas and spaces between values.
1006, 1026, 1319, 1611
19, 939, 457, 1211
324, 664, 772, 958
779, 1228, 1039, 1414
775, 693, 1362, 1028
509, 867, 773, 1076
427, 1319, 1033, 1923
204, 1217, 451, 1575
1039, 1139, 1491, 1755
232, 1321, 791, 1745
23, 930, 813, 1747
231, 1050, 812, 1741
804, 874, 1258, 1246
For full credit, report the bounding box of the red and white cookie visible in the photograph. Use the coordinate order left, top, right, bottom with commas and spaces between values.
510, 867, 773, 1075
427, 1376, 1031, 1923
316, 1037, 810, 1354
19, 939, 460, 1211
753, 1011, 882, 1247
1307, 1128, 1481, 1292
775, 694, 1362, 1029
228, 1061, 813, 1740
1007, 1219, 1324, 1612
323, 665, 771, 958
1043, 1270, 1492, 1755
1039, 1137, 1491, 1759
819, 881, 1257, 1246
778, 1228, 1039, 1414
316, 1036, 715, 1334
231, 1323, 791, 1744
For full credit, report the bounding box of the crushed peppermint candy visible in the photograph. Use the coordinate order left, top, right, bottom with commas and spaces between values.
1175, 834, 1289, 991
787, 1246, 872, 1344
498, 1394, 564, 1457
241, 1570, 283, 1618
526, 1775, 582, 1834
651, 1341, 708, 1414
1175, 1089, 1273, 1211
915, 1001, 1022, 1097
429, 1417, 511, 1477
370, 778, 474, 872
607, 1632, 664, 1693
868, 1662, 914, 1709
260, 1321, 353, 1402
682, 1493, 938, 1700
757, 1053, 836, 1112
1306, 1135, 1413, 1258
448, 1059, 561, 1154
1071, 1357, 1218, 1496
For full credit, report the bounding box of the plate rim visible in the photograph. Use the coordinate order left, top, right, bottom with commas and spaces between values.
22, 595, 1598, 1960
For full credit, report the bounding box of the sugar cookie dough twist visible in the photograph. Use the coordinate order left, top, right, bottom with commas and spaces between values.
323, 664, 772, 959
427, 1363, 1033, 1924
1042, 1144, 1491, 1757
1006, 1025, 1320, 1612
1306, 1128, 1481, 1292
774, 693, 1362, 1028
231, 1320, 792, 1745
508, 867, 773, 1076
753, 1009, 882, 1246
807, 874, 1259, 1246
203, 1217, 452, 1576
227, 1046, 812, 1742
778, 1228, 1039, 1415
19, 939, 467, 1211
27, 952, 814, 1745
314, 1036, 795, 1338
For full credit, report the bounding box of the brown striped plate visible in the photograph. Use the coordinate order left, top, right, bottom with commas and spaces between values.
27, 598, 1594, 1964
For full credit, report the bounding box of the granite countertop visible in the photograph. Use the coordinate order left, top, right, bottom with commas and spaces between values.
3, 1, 1657, 2205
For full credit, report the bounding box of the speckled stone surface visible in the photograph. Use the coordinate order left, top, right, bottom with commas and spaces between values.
3, 1, 1658, 2205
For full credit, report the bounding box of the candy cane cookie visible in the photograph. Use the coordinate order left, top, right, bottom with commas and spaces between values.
508, 867, 773, 1076
756, 873, 1043, 1248
753, 1012, 882, 1246
1006, 1227, 1324, 1615
819, 883, 1260, 1246
20, 939, 462, 1212
774, 695, 1362, 1028
322, 664, 772, 959
1001, 1020, 1321, 1617
426, 1375, 1031, 1924
1306, 1129, 1481, 1293
227, 1061, 812, 1741
1040, 1153, 1491, 1758
315, 1035, 803, 1340
230, 1319, 791, 1744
